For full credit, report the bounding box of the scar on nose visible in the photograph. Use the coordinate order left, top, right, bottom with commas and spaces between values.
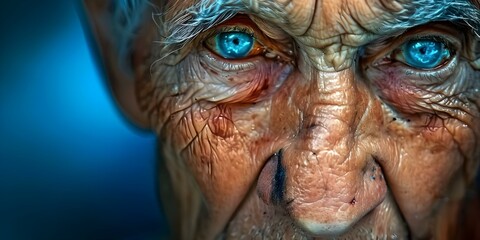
272, 149, 286, 204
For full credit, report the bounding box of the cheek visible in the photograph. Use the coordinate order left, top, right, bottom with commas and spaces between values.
383, 121, 478, 235
156, 96, 279, 220
150, 54, 298, 229
158, 102, 259, 220
372, 68, 421, 112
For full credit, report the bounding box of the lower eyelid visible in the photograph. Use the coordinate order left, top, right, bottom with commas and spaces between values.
410, 60, 457, 84
201, 50, 258, 72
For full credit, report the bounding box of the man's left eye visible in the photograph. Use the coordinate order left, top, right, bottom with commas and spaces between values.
393, 37, 453, 69
205, 31, 262, 59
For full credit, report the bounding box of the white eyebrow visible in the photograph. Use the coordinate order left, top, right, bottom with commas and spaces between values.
159, 0, 289, 47
161, 0, 247, 46
382, 0, 480, 36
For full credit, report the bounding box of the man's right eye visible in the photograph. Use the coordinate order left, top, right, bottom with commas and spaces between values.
204, 28, 264, 60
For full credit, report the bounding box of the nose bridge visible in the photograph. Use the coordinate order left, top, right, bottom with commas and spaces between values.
278, 70, 387, 236
301, 70, 359, 153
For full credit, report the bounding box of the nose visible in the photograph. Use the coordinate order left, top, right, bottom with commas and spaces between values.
257, 70, 387, 236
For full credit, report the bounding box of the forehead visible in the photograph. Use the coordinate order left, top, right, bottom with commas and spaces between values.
164, 0, 412, 38
163, 0, 478, 40
243, 0, 404, 38
161, 0, 477, 69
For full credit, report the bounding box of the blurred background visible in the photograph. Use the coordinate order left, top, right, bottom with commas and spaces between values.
0, 1, 167, 239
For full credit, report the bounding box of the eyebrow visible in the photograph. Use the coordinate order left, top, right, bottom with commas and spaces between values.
382, 0, 480, 36
161, 0, 248, 46
160, 0, 288, 47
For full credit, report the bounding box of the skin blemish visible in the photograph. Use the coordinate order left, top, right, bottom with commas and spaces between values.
370, 166, 377, 180
350, 198, 357, 205
272, 149, 286, 205
207, 105, 234, 138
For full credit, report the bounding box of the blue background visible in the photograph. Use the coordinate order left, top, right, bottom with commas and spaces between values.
0, 1, 166, 239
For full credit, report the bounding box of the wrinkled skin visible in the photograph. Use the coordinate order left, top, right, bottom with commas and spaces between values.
84, 0, 480, 239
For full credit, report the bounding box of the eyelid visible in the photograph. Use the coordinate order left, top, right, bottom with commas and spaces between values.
392, 23, 463, 51
396, 34, 460, 52
201, 51, 258, 72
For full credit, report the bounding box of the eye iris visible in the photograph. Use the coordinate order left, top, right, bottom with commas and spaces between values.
404, 39, 450, 69
216, 32, 254, 59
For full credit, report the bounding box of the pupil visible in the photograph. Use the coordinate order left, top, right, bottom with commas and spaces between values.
233, 38, 240, 45
419, 47, 427, 55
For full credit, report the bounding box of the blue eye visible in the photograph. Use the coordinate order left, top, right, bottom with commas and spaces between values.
401, 39, 451, 69
212, 31, 255, 59
217, 32, 254, 59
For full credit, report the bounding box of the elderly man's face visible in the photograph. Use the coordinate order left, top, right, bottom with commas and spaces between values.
86, 0, 480, 239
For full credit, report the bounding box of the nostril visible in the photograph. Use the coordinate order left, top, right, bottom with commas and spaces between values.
363, 157, 385, 183
257, 149, 286, 205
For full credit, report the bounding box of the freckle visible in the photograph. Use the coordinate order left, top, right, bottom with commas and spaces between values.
228, 77, 234, 81
263, 211, 267, 215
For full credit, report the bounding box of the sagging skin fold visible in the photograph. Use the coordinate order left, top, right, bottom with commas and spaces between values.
83, 0, 480, 239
